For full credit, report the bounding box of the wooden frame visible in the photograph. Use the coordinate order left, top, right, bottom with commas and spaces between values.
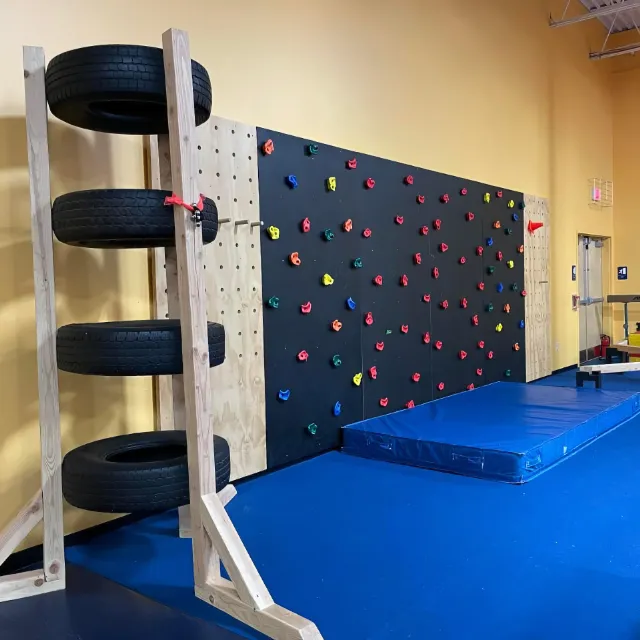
0, 46, 66, 603
160, 29, 322, 638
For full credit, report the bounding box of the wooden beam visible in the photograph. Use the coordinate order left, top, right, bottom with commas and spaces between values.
218, 484, 237, 508
0, 491, 43, 567
200, 492, 273, 610
0, 570, 63, 603
196, 579, 322, 640
23, 45, 65, 585
162, 28, 219, 585
580, 362, 640, 374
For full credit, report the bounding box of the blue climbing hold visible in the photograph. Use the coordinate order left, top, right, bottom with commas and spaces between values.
346, 297, 356, 310
486, 237, 494, 247
512, 213, 519, 222
333, 401, 342, 417
286, 174, 298, 189
278, 389, 291, 401
496, 282, 504, 293
519, 320, 525, 329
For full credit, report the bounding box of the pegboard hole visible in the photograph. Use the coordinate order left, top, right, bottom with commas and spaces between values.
253, 286, 256, 291
249, 200, 253, 205
221, 310, 224, 315
247, 133, 250, 138
214, 125, 218, 130
254, 351, 258, 356
234, 198, 238, 202
217, 196, 220, 200
238, 331, 242, 336
215, 149, 219, 153
232, 152, 236, 157
236, 265, 240, 270
233, 175, 236, 180
253, 308, 257, 313
254, 330, 257, 334
231, 129, 235, 134
221, 287, 224, 292
199, 169, 202, 174
252, 265, 255, 270
251, 244, 255, 249
237, 309, 241, 314
249, 178, 252, 183
165, 313, 169, 318
239, 353, 243, 358
219, 242, 222, 246
235, 242, 239, 247
248, 155, 252, 160
220, 265, 223, 269
216, 172, 220, 177
236, 287, 240, 292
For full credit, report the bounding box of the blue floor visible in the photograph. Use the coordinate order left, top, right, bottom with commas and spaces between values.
66, 371, 640, 640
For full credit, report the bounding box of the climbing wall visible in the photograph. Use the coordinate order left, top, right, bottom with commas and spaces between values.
523, 194, 552, 381
257, 130, 527, 468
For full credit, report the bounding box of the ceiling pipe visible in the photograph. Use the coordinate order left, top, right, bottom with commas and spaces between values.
549, 0, 640, 28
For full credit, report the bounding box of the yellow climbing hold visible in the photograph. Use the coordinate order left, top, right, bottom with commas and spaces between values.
327, 177, 337, 192
353, 372, 363, 386
507, 260, 514, 269
322, 273, 335, 286
496, 323, 503, 332
484, 193, 491, 203
267, 225, 280, 240
507, 199, 515, 208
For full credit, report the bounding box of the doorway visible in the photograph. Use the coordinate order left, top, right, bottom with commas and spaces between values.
578, 235, 609, 364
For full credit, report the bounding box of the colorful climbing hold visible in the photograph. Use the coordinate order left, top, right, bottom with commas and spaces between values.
301, 217, 311, 233
439, 243, 448, 253
434, 340, 443, 350
496, 323, 503, 332
476, 368, 483, 376
365, 178, 376, 189
507, 260, 514, 269
476, 246, 484, 256
507, 199, 515, 208
385, 329, 392, 335
420, 225, 429, 236
503, 303, 511, 314
466, 212, 475, 221
331, 320, 342, 332
417, 194, 425, 204
472, 314, 479, 326
461, 298, 468, 309
414, 252, 422, 265
289, 252, 301, 266
368, 366, 378, 380
326, 177, 337, 192
423, 332, 431, 344
504, 370, 511, 378
343, 219, 353, 232
460, 188, 468, 196
308, 143, 319, 155
267, 225, 280, 240
459, 350, 468, 360
400, 274, 409, 287
262, 139, 275, 155
433, 219, 442, 230
497, 282, 504, 293
395, 215, 404, 225
423, 293, 431, 303
333, 401, 342, 416
412, 372, 421, 383
432, 267, 440, 279
379, 397, 389, 407
353, 372, 363, 386
347, 158, 357, 170
406, 400, 416, 408
496, 251, 503, 261
484, 193, 491, 203
518, 320, 525, 329
400, 324, 409, 334
375, 341, 385, 351
512, 213, 519, 222
493, 221, 501, 229
459, 256, 467, 265
496, 190, 503, 198
440, 300, 449, 310
286, 174, 298, 189
324, 229, 335, 241
521, 290, 527, 297
467, 384, 475, 391
487, 266, 496, 275
346, 297, 356, 310
267, 296, 279, 309
486, 303, 494, 312
404, 175, 414, 185
477, 341, 485, 349
487, 351, 494, 360
373, 275, 383, 286
298, 350, 309, 362
486, 237, 494, 246
517, 245, 524, 254
478, 282, 485, 291
513, 343, 520, 351
364, 312, 374, 326
363, 228, 372, 238
510, 283, 518, 292
505, 228, 513, 236
437, 382, 445, 391
332, 355, 342, 368
278, 389, 290, 401
300, 301, 312, 314
307, 423, 318, 435
322, 273, 334, 286
519, 201, 526, 210
352, 258, 363, 269
440, 194, 450, 204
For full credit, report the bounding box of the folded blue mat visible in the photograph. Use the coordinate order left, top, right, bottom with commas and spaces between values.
342, 382, 640, 482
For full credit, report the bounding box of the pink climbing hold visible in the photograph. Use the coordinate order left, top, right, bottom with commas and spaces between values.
417, 194, 425, 204
437, 382, 445, 391
439, 243, 448, 253
466, 212, 475, 221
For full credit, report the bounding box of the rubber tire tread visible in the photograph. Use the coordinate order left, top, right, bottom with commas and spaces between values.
45, 45, 211, 135
57, 320, 225, 376
52, 189, 218, 248
62, 431, 230, 513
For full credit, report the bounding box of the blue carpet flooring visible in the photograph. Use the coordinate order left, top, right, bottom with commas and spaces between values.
66, 371, 640, 639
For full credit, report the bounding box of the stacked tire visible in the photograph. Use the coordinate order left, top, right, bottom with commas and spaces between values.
48, 45, 229, 513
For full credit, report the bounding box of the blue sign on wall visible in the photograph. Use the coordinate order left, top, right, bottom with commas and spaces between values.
618, 266, 628, 280
572, 265, 576, 281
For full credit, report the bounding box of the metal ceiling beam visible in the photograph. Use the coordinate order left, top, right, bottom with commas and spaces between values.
550, 0, 640, 28
589, 41, 640, 58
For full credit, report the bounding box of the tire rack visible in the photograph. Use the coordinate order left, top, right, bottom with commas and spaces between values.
0, 30, 323, 640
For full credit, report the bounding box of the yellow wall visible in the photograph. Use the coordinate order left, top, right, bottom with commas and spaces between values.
0, 0, 621, 547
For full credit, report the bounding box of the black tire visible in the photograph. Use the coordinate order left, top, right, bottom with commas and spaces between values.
45, 45, 212, 135
62, 431, 230, 513
52, 189, 218, 249
57, 320, 225, 376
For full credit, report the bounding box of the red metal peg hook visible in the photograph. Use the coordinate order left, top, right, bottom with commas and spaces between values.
300, 301, 312, 314
395, 215, 404, 225
477, 340, 485, 349
400, 274, 409, 287
346, 158, 357, 170
433, 219, 442, 231
364, 312, 374, 326
477, 282, 485, 291
472, 315, 479, 326
379, 397, 389, 407
459, 350, 468, 360
432, 267, 440, 279
440, 300, 449, 310
423, 293, 431, 303
412, 372, 421, 383
301, 217, 311, 233
417, 194, 425, 204
375, 341, 384, 351
460, 298, 468, 309
297, 350, 309, 362
365, 178, 376, 189
368, 366, 378, 380
466, 212, 475, 221
414, 252, 422, 265
404, 175, 414, 185
440, 194, 450, 204
373, 275, 383, 286
400, 324, 409, 334
406, 400, 415, 409
423, 332, 431, 344
434, 340, 443, 350
439, 243, 448, 253
363, 228, 372, 238
437, 382, 445, 391
420, 225, 429, 236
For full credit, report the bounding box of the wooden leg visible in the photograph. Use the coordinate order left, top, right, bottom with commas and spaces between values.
0, 570, 64, 604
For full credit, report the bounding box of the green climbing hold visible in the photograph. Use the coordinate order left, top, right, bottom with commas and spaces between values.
267, 296, 279, 309
353, 258, 363, 269
486, 303, 494, 312
505, 228, 513, 235
308, 143, 319, 155
324, 229, 335, 241
307, 423, 318, 435
487, 266, 495, 275
511, 283, 519, 292
504, 369, 512, 377
332, 355, 342, 368
386, 329, 392, 335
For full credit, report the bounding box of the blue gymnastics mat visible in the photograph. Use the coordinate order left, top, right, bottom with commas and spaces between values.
343, 382, 640, 482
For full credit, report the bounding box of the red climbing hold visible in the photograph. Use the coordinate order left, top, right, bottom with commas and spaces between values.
434, 340, 443, 350
365, 312, 374, 326
459, 256, 467, 265
477, 282, 485, 291
406, 400, 415, 409
467, 384, 475, 391
297, 350, 309, 362
440, 300, 449, 310
417, 194, 425, 204
460, 188, 468, 196
496, 190, 503, 198
301, 217, 311, 233
379, 397, 389, 407
476, 368, 483, 376
472, 315, 479, 326
395, 215, 404, 225
375, 341, 385, 351
412, 372, 421, 383
368, 366, 378, 380
496, 251, 503, 261
477, 340, 485, 349
439, 243, 448, 253
420, 225, 429, 236
476, 246, 484, 256
423, 332, 431, 344
437, 382, 445, 392
363, 228, 372, 238
347, 158, 357, 170
400, 274, 409, 287
461, 298, 468, 309
521, 290, 527, 297
404, 175, 414, 185
373, 275, 383, 286
466, 212, 475, 221
401, 324, 409, 334
487, 351, 494, 360
414, 252, 422, 265
440, 194, 450, 204
365, 178, 376, 189
300, 301, 312, 314
423, 293, 431, 303
459, 350, 468, 360
432, 267, 440, 279
433, 219, 442, 231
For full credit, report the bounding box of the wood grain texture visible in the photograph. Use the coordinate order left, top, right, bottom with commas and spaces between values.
524, 195, 552, 381
162, 28, 218, 586
198, 116, 266, 479
196, 579, 323, 640
23, 46, 65, 584
0, 491, 42, 567
0, 570, 63, 603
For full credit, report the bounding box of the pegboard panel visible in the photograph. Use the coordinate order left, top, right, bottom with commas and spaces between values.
257, 129, 527, 469
197, 117, 266, 480
523, 194, 552, 381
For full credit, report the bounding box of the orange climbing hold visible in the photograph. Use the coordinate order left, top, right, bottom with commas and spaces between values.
513, 342, 521, 351
262, 139, 274, 155
289, 252, 301, 266
331, 320, 343, 332
343, 219, 353, 232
